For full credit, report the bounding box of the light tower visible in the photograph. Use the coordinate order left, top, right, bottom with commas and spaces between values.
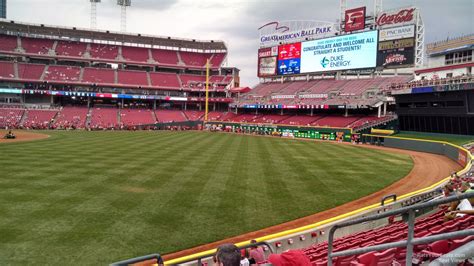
117, 0, 131, 32
90, 0, 101, 30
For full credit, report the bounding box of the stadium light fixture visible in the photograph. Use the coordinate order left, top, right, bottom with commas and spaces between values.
117, 0, 132, 32
89, 0, 101, 30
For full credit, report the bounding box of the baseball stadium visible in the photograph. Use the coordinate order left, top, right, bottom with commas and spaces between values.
0, 0, 473, 265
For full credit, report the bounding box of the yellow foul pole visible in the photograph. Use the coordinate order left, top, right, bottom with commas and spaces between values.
204, 59, 210, 122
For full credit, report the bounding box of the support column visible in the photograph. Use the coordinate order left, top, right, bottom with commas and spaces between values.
310, 108, 313, 116
87, 97, 91, 108
383, 102, 387, 116
184, 102, 187, 111
378, 105, 381, 118
153, 100, 156, 110
121, 98, 124, 108
344, 108, 348, 117
280, 109, 283, 115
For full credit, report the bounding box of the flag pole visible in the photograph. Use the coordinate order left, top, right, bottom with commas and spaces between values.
204, 59, 210, 122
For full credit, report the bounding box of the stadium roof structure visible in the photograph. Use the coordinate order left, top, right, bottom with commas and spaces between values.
426, 34, 473, 56
0, 19, 227, 52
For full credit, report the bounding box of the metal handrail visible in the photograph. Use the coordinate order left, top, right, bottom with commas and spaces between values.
172, 241, 275, 266
327, 192, 474, 266
381, 194, 397, 206
110, 253, 164, 266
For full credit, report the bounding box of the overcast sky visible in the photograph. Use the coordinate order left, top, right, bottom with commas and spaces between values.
7, 0, 473, 86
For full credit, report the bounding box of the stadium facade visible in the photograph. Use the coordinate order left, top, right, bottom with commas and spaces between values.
392, 34, 474, 135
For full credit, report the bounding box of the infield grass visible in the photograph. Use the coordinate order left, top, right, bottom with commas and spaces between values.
0, 131, 413, 265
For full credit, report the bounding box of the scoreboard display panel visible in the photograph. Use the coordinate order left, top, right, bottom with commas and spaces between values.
300, 30, 378, 73
278, 43, 302, 60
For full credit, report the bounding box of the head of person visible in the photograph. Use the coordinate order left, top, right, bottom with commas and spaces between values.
443, 183, 455, 196
268, 250, 312, 266
215, 244, 241, 266
460, 182, 471, 193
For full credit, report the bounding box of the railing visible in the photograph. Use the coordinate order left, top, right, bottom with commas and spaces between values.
327, 192, 474, 266
110, 253, 164, 266
170, 241, 275, 266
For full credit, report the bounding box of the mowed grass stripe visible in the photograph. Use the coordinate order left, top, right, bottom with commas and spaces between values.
0, 131, 413, 265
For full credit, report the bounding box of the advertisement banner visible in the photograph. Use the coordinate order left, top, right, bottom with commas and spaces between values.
259, 21, 335, 47
377, 47, 414, 68
300, 30, 378, 73
278, 43, 301, 60
378, 38, 415, 50
258, 57, 277, 77
258, 47, 278, 58
379, 25, 415, 41
278, 58, 301, 75
344, 7, 366, 32
376, 8, 416, 28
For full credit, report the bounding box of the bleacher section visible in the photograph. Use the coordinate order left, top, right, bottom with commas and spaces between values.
117, 70, 148, 86
304, 208, 474, 265
22, 109, 58, 129
120, 109, 156, 126
0, 34, 225, 69
0, 35, 18, 52
82, 67, 115, 84
90, 108, 118, 129
0, 61, 15, 79
53, 107, 88, 129
0, 62, 232, 91
183, 110, 204, 121
155, 110, 187, 123
0, 108, 24, 128
44, 65, 81, 82
89, 43, 119, 60
21, 37, 54, 55
149, 72, 181, 89
121, 46, 150, 63
55, 40, 87, 58
237, 77, 413, 107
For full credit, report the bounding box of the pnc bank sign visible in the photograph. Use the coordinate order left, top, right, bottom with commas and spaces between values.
259, 21, 336, 47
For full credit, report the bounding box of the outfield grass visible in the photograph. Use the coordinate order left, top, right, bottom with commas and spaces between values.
0, 131, 413, 265
394, 131, 474, 146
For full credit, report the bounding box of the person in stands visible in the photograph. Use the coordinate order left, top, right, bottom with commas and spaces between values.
268, 250, 312, 266
248, 240, 266, 265
215, 243, 241, 266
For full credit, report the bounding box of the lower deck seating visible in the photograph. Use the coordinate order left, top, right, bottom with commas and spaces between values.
183, 110, 204, 121
90, 108, 118, 129
155, 110, 187, 123
53, 107, 88, 129
305, 208, 474, 265
0, 108, 24, 128
120, 109, 156, 126
22, 109, 58, 129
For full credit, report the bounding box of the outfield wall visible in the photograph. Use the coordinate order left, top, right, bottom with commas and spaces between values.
363, 134, 470, 167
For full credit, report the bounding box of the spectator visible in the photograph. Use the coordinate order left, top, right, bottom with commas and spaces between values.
248, 240, 265, 265
268, 250, 312, 266
215, 244, 241, 266
240, 249, 250, 266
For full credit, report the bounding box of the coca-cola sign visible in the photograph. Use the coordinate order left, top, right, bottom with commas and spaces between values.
376, 8, 416, 27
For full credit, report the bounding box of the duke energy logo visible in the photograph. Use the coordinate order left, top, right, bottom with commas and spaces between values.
320, 57, 329, 68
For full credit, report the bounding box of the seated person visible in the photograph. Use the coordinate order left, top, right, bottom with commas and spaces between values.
4, 130, 16, 139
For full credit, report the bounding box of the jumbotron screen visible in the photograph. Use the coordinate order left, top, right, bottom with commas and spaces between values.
274, 30, 378, 75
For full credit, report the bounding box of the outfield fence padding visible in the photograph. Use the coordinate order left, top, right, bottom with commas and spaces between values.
363, 134, 471, 167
